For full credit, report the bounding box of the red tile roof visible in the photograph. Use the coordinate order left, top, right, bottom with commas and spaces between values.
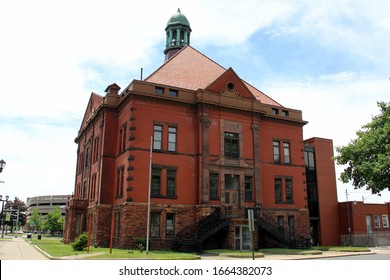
145, 46, 281, 106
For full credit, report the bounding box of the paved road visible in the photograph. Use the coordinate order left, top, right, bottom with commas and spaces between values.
0, 237, 48, 260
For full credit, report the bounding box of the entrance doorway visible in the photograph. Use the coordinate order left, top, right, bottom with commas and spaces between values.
235, 225, 251, 251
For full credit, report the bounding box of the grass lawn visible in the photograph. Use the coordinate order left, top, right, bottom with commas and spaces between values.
312, 246, 370, 252
204, 249, 264, 258
28, 237, 199, 260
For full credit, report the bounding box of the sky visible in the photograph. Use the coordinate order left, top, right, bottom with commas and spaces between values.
0, 0, 389, 204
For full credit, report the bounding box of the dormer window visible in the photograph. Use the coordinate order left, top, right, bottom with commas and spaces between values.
155, 87, 164, 94
272, 108, 279, 115
168, 89, 178, 97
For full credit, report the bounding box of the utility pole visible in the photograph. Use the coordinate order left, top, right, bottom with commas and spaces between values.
346, 190, 352, 246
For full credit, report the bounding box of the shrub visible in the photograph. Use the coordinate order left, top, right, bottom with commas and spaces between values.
71, 232, 88, 251
134, 237, 149, 252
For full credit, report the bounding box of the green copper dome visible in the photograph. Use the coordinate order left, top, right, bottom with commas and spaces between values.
166, 8, 191, 29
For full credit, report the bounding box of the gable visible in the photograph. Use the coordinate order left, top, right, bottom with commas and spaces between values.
80, 93, 103, 130
205, 67, 256, 100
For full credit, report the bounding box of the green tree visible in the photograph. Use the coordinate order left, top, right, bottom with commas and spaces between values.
42, 207, 64, 235
29, 208, 42, 231
335, 101, 390, 194
6, 197, 27, 228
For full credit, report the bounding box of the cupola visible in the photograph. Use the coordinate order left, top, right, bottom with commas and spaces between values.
164, 8, 191, 61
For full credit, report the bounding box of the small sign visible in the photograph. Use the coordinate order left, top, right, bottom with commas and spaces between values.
248, 209, 254, 232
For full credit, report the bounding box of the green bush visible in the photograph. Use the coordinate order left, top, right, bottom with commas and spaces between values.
71, 232, 88, 251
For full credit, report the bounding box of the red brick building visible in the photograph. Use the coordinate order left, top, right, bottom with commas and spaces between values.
339, 201, 390, 246
64, 9, 340, 251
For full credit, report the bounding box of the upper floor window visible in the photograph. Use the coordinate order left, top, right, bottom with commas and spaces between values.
273, 139, 291, 164
245, 176, 253, 201
168, 89, 178, 97
153, 125, 163, 150
273, 141, 280, 163
275, 178, 282, 203
168, 127, 177, 152
210, 173, 219, 199
283, 142, 290, 164
119, 124, 127, 153
116, 166, 124, 198
151, 168, 161, 196
155, 87, 164, 94
166, 169, 176, 197
275, 177, 294, 203
224, 132, 239, 157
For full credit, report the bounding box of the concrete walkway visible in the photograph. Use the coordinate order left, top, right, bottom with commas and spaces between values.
0, 237, 48, 260
1, 236, 389, 260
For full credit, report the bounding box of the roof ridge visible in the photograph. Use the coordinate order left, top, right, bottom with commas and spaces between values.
243, 80, 282, 106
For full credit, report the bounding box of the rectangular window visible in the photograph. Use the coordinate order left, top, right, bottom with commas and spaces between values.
283, 142, 290, 164
224, 132, 239, 157
282, 110, 289, 117
116, 166, 124, 198
166, 169, 176, 197
245, 176, 253, 201
150, 213, 160, 238
374, 214, 381, 228
273, 141, 280, 163
275, 178, 282, 202
272, 108, 279, 115
168, 126, 177, 152
168, 89, 178, 97
382, 215, 389, 228
210, 173, 219, 199
277, 216, 284, 236
153, 125, 163, 150
151, 168, 161, 196
119, 124, 127, 153
114, 212, 121, 238
166, 213, 175, 238
285, 178, 293, 202
288, 216, 295, 239
155, 87, 164, 94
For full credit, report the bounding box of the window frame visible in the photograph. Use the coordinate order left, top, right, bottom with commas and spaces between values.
244, 176, 253, 201
374, 214, 381, 228
209, 173, 219, 199
275, 178, 282, 203
283, 142, 291, 164
382, 215, 389, 228
273, 141, 280, 163
151, 168, 161, 196
166, 169, 176, 197
224, 132, 239, 158
166, 213, 175, 238
150, 213, 161, 238
167, 126, 177, 152
153, 125, 163, 150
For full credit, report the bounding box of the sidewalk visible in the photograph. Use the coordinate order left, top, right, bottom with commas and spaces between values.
1, 236, 389, 260
0, 237, 48, 260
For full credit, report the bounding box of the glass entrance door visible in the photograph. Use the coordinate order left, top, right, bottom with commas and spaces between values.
235, 226, 251, 251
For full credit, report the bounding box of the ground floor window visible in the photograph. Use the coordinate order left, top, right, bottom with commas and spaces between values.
234, 225, 251, 251
150, 213, 160, 238
166, 213, 175, 238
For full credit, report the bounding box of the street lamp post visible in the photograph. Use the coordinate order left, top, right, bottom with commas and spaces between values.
0, 194, 10, 238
